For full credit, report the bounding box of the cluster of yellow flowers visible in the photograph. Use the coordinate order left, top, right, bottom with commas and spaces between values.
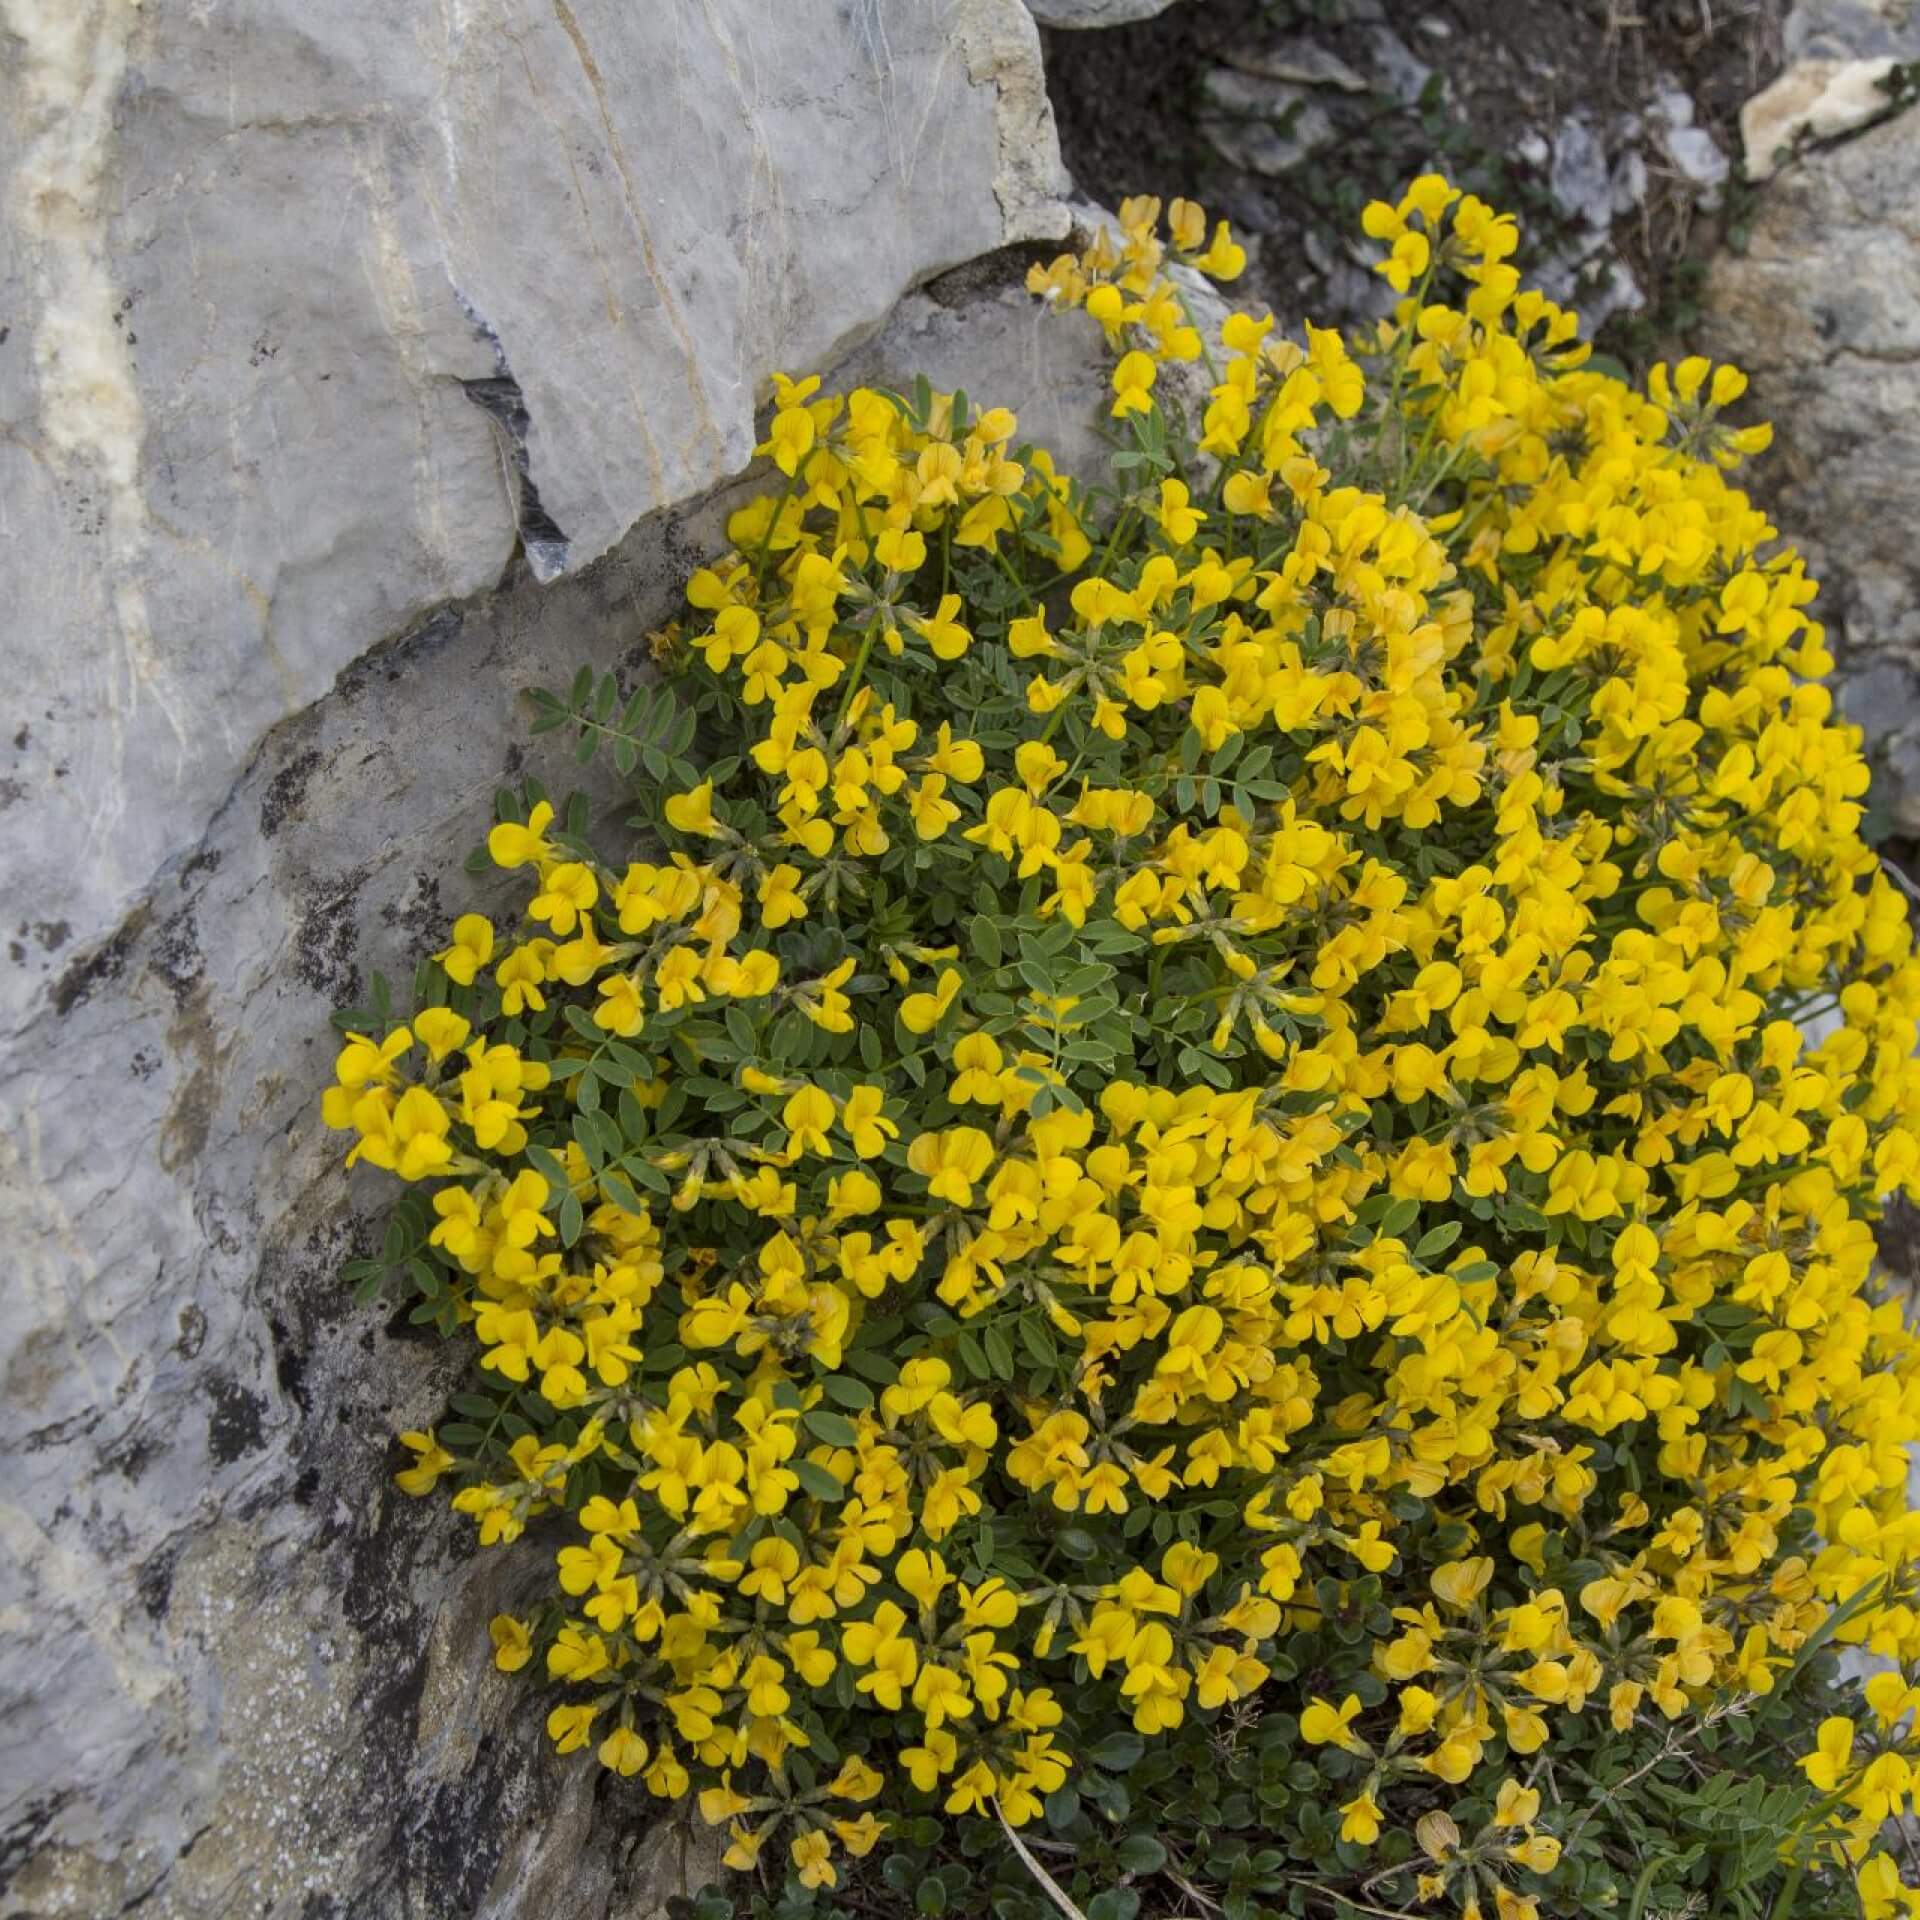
329, 178, 1920, 1912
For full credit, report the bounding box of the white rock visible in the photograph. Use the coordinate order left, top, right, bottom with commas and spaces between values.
1784, 0, 1920, 62
1025, 0, 1183, 22
1648, 86, 1729, 201
1705, 112, 1920, 828
1201, 67, 1340, 177
1611, 146, 1650, 215
1363, 25, 1437, 106
1740, 57, 1900, 178
1549, 116, 1615, 233
0, 0, 1069, 1047
1223, 38, 1370, 92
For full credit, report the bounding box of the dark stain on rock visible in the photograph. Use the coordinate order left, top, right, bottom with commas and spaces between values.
336, 605, 466, 700
380, 872, 445, 967
270, 1314, 310, 1412
260, 748, 324, 839
158, 983, 223, 1175
0, 1792, 69, 1894
207, 1373, 269, 1464
159, 1086, 215, 1174
398, 1737, 528, 1911
150, 907, 205, 1005
105, 1427, 161, 1482
136, 1546, 176, 1620
31, 919, 70, 952
0, 778, 26, 812
176, 1302, 208, 1361
295, 873, 365, 1001
51, 902, 148, 1016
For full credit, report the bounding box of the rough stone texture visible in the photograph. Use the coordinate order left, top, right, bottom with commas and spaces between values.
1704, 108, 1920, 830
1200, 66, 1340, 178
0, 226, 1120, 1911
1740, 56, 1902, 176
0, 2, 1086, 1910
0, 0, 1070, 1048
1026, 0, 1183, 25
1786, 0, 1920, 61
1742, 0, 1920, 177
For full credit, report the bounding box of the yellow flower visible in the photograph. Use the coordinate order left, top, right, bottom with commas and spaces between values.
435, 913, 494, 984
663, 780, 718, 836
1111, 349, 1157, 417
841, 1085, 898, 1159
906, 1127, 995, 1207
1340, 1791, 1382, 1845
598, 1725, 649, 1776
487, 800, 554, 870
1801, 1716, 1854, 1791
394, 1430, 453, 1496
1300, 1694, 1365, 1751
488, 1614, 532, 1672
546, 1703, 597, 1754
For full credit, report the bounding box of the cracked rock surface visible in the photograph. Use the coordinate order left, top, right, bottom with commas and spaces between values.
1705, 7, 1920, 832
0, 0, 1069, 1043
0, 0, 1081, 1910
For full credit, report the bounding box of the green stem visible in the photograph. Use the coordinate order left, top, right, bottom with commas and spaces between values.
750, 458, 807, 585
834, 627, 878, 729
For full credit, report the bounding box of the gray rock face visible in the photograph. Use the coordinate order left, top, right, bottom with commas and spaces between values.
0, 0, 1069, 1044
1741, 57, 1904, 178
0, 2, 1081, 1909
1200, 66, 1339, 178
1704, 109, 1920, 831
1785, 0, 1920, 61
1026, 0, 1183, 25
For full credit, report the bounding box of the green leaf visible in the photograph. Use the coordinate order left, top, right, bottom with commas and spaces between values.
1415, 1220, 1462, 1260
970, 914, 1003, 967
803, 1408, 860, 1448
1115, 1834, 1166, 1874
793, 1461, 847, 1502
1379, 1196, 1420, 1239
982, 1323, 1015, 1381
1088, 1731, 1144, 1771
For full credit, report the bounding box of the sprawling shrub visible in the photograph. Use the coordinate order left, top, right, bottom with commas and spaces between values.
327, 181, 1920, 1919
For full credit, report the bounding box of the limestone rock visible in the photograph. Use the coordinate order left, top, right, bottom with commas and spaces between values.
1026, 0, 1184, 24
1358, 25, 1436, 108
0, 241, 1122, 1912
0, 0, 1069, 1049
1704, 111, 1920, 828
1220, 39, 1369, 93
1739, 57, 1902, 177
1784, 0, 1920, 62
1201, 67, 1340, 177
1649, 86, 1729, 204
